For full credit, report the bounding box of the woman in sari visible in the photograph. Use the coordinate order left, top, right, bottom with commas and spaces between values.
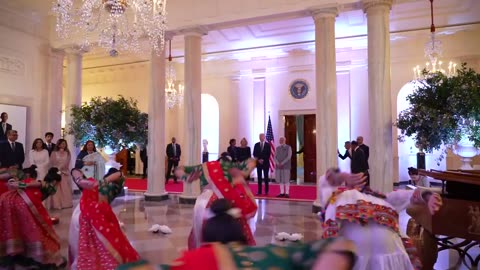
117, 199, 357, 270
75, 140, 106, 180
0, 166, 65, 269
69, 168, 139, 270
174, 154, 258, 250
317, 168, 442, 270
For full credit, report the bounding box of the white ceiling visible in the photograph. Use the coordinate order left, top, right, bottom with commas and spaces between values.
1, 0, 479, 67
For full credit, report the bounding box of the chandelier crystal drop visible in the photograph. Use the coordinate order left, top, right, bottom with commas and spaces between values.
52, 0, 168, 56
412, 0, 456, 80
165, 40, 184, 109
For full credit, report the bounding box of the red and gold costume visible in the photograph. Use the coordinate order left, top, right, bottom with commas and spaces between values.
0, 178, 64, 268
181, 160, 257, 249
69, 176, 140, 270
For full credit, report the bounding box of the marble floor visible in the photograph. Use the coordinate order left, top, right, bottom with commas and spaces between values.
50, 192, 478, 270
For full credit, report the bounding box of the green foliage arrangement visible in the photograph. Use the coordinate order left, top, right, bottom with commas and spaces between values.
395, 63, 480, 153
67, 95, 148, 151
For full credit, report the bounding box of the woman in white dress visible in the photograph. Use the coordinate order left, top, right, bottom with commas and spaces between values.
318, 168, 442, 270
29, 138, 50, 180
74, 140, 106, 180
46, 139, 73, 209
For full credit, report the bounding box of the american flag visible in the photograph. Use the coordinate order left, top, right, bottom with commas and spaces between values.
266, 116, 275, 173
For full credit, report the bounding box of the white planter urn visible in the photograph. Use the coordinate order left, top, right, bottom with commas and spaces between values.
103, 146, 122, 171
453, 136, 480, 170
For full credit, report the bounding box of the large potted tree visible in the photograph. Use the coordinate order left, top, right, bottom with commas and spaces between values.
67, 95, 148, 170
396, 63, 480, 169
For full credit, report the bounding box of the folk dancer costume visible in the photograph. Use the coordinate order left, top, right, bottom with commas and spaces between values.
176, 159, 258, 250
117, 238, 358, 270
68, 169, 139, 270
0, 167, 65, 269
318, 170, 442, 270
0, 167, 24, 195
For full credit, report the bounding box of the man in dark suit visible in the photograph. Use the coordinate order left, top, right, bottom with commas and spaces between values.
337, 141, 352, 160
44, 132, 56, 156
140, 145, 148, 179
253, 133, 271, 195
166, 137, 181, 184
0, 130, 25, 169
357, 136, 369, 169
0, 112, 12, 143
350, 140, 369, 185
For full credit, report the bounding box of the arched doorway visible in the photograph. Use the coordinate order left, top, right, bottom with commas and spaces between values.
201, 94, 219, 161
396, 82, 445, 182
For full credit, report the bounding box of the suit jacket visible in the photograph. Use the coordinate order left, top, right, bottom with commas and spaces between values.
0, 122, 12, 142
0, 141, 25, 169
253, 141, 271, 169
227, 146, 238, 162
338, 150, 351, 160
166, 143, 181, 160
44, 142, 56, 156
351, 148, 368, 174
359, 144, 369, 169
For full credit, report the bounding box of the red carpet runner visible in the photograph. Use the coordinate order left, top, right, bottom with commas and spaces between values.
125, 178, 316, 202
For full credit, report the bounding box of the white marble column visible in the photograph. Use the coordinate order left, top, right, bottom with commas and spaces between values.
46, 49, 64, 138
64, 49, 83, 173
363, 0, 393, 193
310, 7, 339, 212
180, 27, 207, 204
144, 48, 169, 201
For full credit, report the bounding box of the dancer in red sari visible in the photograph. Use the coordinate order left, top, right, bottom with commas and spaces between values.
174, 155, 258, 250
0, 166, 24, 196
69, 168, 140, 270
0, 166, 65, 269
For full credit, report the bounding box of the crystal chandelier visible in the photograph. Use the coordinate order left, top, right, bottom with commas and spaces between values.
165, 39, 184, 109
412, 0, 456, 80
52, 0, 168, 56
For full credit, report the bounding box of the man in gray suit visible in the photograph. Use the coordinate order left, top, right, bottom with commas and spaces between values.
274, 137, 292, 198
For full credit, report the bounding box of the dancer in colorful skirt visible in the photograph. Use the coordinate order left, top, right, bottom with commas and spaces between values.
117, 198, 358, 270
68, 168, 140, 270
174, 155, 258, 250
318, 168, 442, 270
0, 166, 65, 269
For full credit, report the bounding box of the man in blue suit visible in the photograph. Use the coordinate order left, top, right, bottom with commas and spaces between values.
253, 133, 271, 195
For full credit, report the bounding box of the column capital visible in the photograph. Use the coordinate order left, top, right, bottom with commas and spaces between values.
362, 0, 393, 13
49, 48, 65, 58
179, 25, 209, 37
308, 5, 338, 21
65, 45, 87, 56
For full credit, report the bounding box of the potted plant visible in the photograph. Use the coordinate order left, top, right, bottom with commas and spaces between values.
395, 63, 480, 169
67, 95, 148, 168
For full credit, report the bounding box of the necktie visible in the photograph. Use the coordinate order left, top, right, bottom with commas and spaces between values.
48, 143, 51, 149
261, 142, 264, 152
173, 144, 176, 156
11, 142, 15, 151
2, 123, 5, 133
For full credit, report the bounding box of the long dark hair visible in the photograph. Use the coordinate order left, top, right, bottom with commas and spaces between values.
31, 138, 46, 150
82, 140, 97, 152
23, 165, 38, 179
202, 199, 247, 245
54, 139, 70, 154
44, 167, 61, 183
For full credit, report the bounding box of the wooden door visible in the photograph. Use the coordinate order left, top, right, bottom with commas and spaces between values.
303, 114, 317, 183
284, 115, 297, 181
